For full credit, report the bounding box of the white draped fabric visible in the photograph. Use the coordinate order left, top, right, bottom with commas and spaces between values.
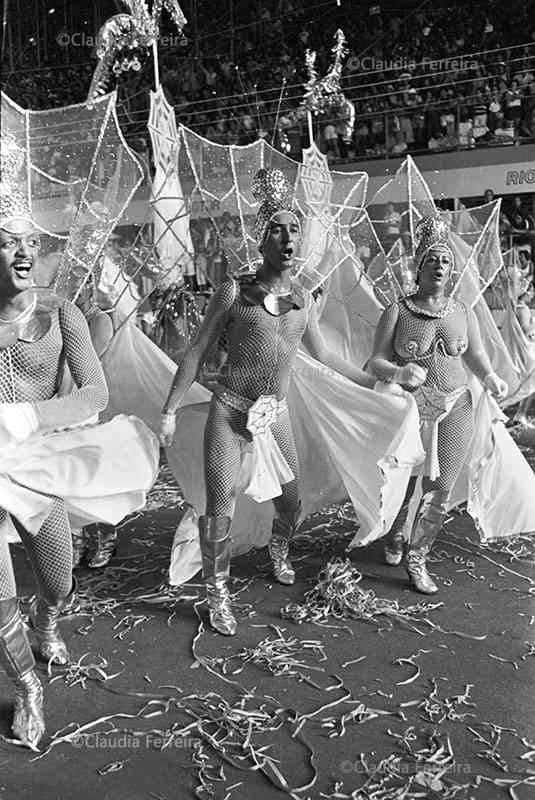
148, 87, 194, 288
0, 415, 159, 537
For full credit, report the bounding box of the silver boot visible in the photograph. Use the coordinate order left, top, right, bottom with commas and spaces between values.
405, 491, 447, 594
199, 516, 236, 636
384, 497, 411, 566
29, 578, 77, 665
0, 599, 45, 750
268, 506, 300, 585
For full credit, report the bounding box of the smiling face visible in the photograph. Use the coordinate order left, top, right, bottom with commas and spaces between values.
0, 217, 41, 299
417, 245, 454, 292
261, 210, 301, 272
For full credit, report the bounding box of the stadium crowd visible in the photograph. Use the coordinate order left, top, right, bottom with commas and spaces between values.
1, 0, 534, 162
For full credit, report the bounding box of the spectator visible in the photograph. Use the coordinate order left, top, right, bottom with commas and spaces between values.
323, 122, 340, 160
383, 202, 401, 248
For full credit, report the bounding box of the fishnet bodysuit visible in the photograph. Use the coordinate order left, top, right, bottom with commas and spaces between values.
175, 279, 310, 517
0, 300, 108, 429
391, 298, 473, 493
0, 299, 108, 599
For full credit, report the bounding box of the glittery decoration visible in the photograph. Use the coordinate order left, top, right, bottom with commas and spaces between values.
251, 168, 296, 247
87, 1, 187, 105
414, 215, 453, 273
278, 29, 355, 144
152, 0, 187, 31
0, 133, 31, 222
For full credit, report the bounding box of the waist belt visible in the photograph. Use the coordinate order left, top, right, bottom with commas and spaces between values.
212, 385, 293, 503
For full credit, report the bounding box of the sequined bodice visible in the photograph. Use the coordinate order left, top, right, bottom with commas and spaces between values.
222, 288, 309, 400
393, 297, 469, 393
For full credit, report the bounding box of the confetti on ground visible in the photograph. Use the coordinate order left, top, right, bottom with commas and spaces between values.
5, 461, 533, 800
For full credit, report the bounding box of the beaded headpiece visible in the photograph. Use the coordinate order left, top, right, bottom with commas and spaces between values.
414, 215, 453, 272
251, 168, 300, 249
0, 132, 33, 231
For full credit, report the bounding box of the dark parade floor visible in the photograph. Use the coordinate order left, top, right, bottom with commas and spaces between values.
1, 437, 535, 800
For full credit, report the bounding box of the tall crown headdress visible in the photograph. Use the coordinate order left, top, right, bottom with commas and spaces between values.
252, 168, 298, 248
414, 214, 452, 271
0, 132, 32, 226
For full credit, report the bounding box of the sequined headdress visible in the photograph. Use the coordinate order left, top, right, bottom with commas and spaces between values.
251, 168, 300, 249
414, 214, 453, 272
0, 132, 33, 231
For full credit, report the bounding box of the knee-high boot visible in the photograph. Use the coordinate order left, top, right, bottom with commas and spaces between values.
0, 598, 45, 750
405, 491, 447, 594
29, 578, 77, 665
199, 516, 236, 636
268, 504, 300, 585
384, 496, 412, 566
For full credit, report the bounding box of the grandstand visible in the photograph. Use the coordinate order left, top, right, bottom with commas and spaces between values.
1, 0, 534, 259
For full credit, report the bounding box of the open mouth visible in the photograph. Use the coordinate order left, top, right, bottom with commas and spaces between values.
12, 259, 32, 279
281, 248, 294, 260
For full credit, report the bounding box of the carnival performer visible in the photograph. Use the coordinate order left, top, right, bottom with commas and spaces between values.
66, 275, 118, 569
369, 215, 508, 595
0, 209, 158, 749
511, 284, 535, 426
159, 168, 376, 636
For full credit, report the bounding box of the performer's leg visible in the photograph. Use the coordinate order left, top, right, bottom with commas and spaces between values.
270, 411, 301, 585
201, 399, 245, 636
12, 498, 75, 664
384, 475, 418, 566
406, 394, 473, 594
0, 513, 45, 749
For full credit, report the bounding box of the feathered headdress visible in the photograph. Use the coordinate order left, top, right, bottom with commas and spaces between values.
252, 168, 299, 248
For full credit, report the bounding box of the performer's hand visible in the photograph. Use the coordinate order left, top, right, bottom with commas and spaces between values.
484, 372, 508, 399
0, 420, 15, 449
0, 402, 39, 442
393, 363, 427, 389
159, 412, 176, 447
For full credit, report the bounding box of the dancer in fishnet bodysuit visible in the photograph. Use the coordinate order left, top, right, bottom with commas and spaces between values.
369, 216, 508, 595
0, 214, 109, 749
64, 274, 118, 570
160, 169, 375, 636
